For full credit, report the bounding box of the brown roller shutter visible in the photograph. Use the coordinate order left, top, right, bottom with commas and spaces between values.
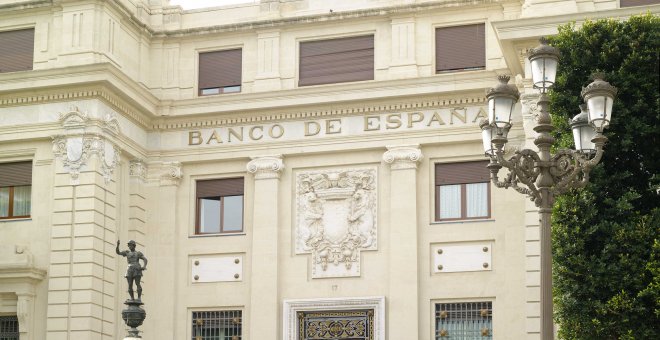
435, 161, 489, 185
435, 24, 485, 72
620, 0, 660, 6
198, 49, 242, 91
299, 35, 374, 86
0, 161, 33, 187
0, 28, 34, 73
196, 178, 244, 198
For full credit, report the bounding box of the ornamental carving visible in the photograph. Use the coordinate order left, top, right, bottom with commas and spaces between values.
295, 167, 377, 278
52, 134, 120, 185
382, 144, 422, 170
129, 160, 148, 182
159, 161, 182, 186
247, 155, 284, 179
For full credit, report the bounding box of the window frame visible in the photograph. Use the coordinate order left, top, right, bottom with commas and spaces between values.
434, 161, 491, 222
196, 47, 243, 97
194, 178, 244, 235
0, 186, 32, 220
190, 309, 243, 340
297, 33, 375, 87
434, 22, 486, 74
434, 301, 493, 339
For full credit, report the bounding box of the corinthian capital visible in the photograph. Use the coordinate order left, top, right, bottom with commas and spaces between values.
383, 144, 423, 170
247, 155, 284, 180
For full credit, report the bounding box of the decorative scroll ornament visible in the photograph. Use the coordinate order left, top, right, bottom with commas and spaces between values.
295, 167, 378, 278
521, 94, 541, 120
246, 155, 284, 179
159, 161, 182, 186
129, 159, 148, 182
58, 106, 89, 129
382, 144, 422, 170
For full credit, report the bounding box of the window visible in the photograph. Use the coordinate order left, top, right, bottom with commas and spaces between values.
192, 310, 242, 340
299, 35, 374, 86
195, 178, 244, 234
435, 302, 492, 339
620, 0, 660, 6
435, 24, 485, 73
0, 28, 34, 73
198, 49, 242, 96
435, 161, 490, 221
0, 315, 19, 340
0, 161, 32, 219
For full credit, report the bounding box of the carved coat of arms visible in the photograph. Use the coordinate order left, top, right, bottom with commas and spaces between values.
295, 168, 377, 278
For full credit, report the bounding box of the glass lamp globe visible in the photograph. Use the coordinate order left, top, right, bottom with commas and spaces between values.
570, 104, 596, 153
486, 75, 520, 128
528, 37, 560, 93
581, 75, 617, 131
479, 119, 495, 156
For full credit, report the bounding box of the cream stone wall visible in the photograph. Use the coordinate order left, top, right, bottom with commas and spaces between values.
1, 1, 659, 340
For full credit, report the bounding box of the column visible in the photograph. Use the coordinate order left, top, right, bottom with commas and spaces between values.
247, 155, 284, 340
128, 160, 147, 248
521, 92, 542, 339
48, 131, 121, 340
382, 145, 422, 339
147, 161, 182, 340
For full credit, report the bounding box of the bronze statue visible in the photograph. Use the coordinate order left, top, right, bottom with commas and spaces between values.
116, 240, 148, 301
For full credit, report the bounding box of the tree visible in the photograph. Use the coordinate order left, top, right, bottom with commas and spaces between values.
548, 15, 660, 339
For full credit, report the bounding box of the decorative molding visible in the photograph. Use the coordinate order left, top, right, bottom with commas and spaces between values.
102, 111, 121, 136
283, 296, 386, 340
129, 159, 148, 182
521, 93, 541, 120
52, 134, 121, 185
151, 97, 488, 130
295, 167, 378, 278
58, 106, 89, 129
382, 144, 422, 170
159, 161, 182, 186
246, 155, 284, 180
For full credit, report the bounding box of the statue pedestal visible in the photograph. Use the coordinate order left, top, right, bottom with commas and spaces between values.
122, 299, 146, 338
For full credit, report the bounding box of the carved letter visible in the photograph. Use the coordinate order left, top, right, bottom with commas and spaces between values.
188, 131, 203, 145
407, 112, 424, 128
385, 113, 402, 129
206, 130, 223, 144
426, 111, 446, 126
450, 108, 466, 124
228, 127, 244, 142
305, 121, 321, 136
325, 119, 342, 134
364, 116, 380, 131
269, 124, 285, 139
249, 126, 264, 140
472, 107, 488, 123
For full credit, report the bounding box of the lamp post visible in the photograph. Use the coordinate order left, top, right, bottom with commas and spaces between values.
479, 37, 617, 340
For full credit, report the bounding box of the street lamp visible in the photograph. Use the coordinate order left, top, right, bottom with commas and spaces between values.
480, 37, 617, 340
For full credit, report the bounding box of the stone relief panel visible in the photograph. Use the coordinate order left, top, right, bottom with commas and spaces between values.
295, 167, 378, 278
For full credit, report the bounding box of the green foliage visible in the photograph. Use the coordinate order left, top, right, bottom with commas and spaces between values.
548, 14, 660, 339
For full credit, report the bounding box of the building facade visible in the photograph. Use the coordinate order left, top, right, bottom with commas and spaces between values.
0, 0, 658, 339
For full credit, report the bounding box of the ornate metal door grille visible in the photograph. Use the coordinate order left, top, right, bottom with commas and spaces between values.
0, 315, 19, 340
191, 310, 242, 340
435, 302, 492, 339
298, 309, 374, 340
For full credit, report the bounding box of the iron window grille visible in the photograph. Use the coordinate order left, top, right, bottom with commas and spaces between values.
191, 310, 242, 340
435, 302, 492, 339
0, 315, 19, 340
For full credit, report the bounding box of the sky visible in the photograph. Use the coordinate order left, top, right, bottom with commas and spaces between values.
168, 0, 255, 9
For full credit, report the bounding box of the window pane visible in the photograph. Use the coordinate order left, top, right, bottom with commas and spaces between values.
13, 185, 31, 217
439, 185, 461, 219
0, 188, 8, 217
222, 195, 243, 232
466, 183, 488, 218
200, 198, 221, 233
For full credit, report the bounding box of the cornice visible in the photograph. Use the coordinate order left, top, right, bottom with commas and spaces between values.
151, 0, 501, 38
0, 64, 158, 129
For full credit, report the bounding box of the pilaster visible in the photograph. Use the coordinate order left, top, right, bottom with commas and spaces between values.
47, 106, 121, 340
254, 31, 282, 92
382, 144, 422, 339
128, 160, 148, 247
246, 155, 284, 339
388, 17, 418, 79
146, 161, 182, 340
